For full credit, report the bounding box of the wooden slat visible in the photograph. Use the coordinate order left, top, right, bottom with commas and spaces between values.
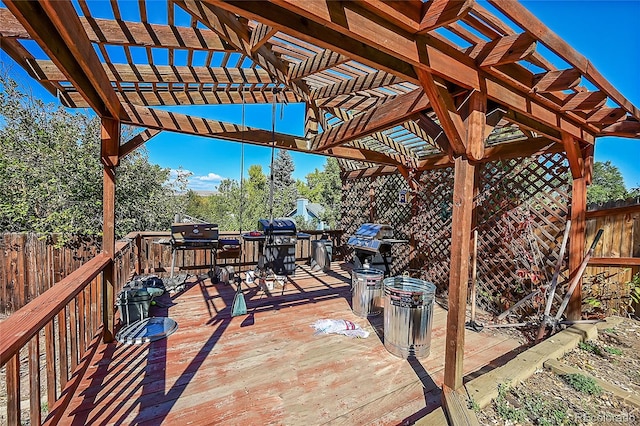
288, 49, 349, 80
488, 0, 640, 120
311, 90, 430, 150
29, 335, 42, 425
470, 32, 537, 68
6, 353, 20, 425
57, 309, 69, 388
588, 257, 640, 267
418, 0, 474, 33
5, 0, 125, 119
532, 69, 581, 94
45, 320, 57, 409
249, 22, 278, 52
0, 254, 110, 367
311, 71, 403, 100
36, 61, 276, 85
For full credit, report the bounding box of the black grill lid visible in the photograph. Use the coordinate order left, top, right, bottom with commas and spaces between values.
258, 219, 297, 234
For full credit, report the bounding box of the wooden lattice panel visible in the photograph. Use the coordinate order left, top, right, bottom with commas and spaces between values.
371, 174, 412, 275
341, 153, 572, 315
410, 168, 455, 291
476, 153, 570, 314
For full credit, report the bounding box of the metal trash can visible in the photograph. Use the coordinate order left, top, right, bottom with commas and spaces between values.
351, 268, 385, 317
383, 276, 436, 359
311, 239, 332, 272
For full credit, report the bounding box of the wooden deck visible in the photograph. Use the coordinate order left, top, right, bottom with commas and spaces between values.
59, 263, 521, 425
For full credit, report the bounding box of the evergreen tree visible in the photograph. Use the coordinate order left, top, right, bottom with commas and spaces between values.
270, 149, 297, 217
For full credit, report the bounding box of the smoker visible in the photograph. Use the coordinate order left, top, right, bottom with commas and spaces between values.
243, 219, 299, 275
347, 223, 407, 276
169, 223, 219, 279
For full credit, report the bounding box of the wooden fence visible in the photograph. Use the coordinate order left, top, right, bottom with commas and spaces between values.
0, 234, 100, 315
583, 200, 640, 316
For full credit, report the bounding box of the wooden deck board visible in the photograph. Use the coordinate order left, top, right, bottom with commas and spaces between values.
58, 262, 521, 425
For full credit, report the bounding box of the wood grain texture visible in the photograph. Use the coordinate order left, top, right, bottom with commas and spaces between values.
54, 262, 521, 425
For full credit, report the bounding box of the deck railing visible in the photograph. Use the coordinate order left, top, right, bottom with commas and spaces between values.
134, 229, 345, 276
0, 229, 343, 424
0, 239, 134, 425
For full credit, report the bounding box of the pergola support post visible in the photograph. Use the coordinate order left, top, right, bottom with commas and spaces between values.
443, 157, 476, 390
101, 118, 119, 343
563, 132, 587, 321
568, 175, 587, 320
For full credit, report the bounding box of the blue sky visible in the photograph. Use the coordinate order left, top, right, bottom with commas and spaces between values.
1, 0, 638, 191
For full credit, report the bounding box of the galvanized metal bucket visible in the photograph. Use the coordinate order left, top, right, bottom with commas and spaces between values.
383, 276, 436, 359
351, 268, 385, 317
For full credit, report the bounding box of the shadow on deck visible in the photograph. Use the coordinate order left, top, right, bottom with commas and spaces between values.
59, 262, 522, 425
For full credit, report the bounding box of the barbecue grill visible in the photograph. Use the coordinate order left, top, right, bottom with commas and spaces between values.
169, 223, 219, 279
347, 223, 407, 276
242, 219, 301, 275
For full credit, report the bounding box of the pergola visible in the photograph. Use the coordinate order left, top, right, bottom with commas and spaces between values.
2, 0, 639, 401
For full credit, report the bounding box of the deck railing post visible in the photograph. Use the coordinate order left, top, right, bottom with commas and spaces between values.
101, 118, 119, 342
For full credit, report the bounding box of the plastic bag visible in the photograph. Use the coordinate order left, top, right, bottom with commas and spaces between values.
311, 319, 369, 338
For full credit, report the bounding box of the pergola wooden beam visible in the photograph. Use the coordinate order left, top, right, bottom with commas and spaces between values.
415, 68, 466, 156
1, 9, 230, 51
120, 104, 405, 166
488, 0, 640, 120
208, 0, 599, 145
35, 61, 279, 85
532, 69, 581, 94
310, 90, 430, 151
419, 0, 474, 33
119, 129, 162, 158
311, 71, 403, 101
599, 119, 640, 138
470, 32, 537, 67
62, 87, 299, 108
416, 136, 561, 171
288, 50, 350, 81
4, 0, 125, 120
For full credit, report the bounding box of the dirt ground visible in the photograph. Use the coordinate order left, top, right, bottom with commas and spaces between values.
477, 317, 640, 425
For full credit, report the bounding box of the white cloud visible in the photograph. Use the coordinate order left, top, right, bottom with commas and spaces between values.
196, 172, 224, 182
168, 169, 225, 191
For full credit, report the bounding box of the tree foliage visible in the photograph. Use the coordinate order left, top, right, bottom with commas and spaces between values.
270, 149, 297, 218
0, 74, 185, 241
587, 161, 631, 204
184, 155, 343, 231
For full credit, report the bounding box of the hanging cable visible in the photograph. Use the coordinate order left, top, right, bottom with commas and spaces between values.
239, 89, 246, 235
268, 86, 277, 224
